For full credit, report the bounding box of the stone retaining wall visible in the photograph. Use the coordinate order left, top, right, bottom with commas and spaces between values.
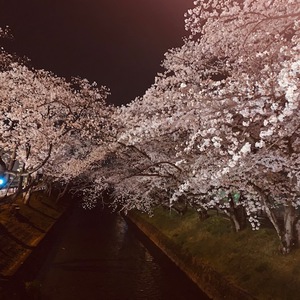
126, 212, 256, 300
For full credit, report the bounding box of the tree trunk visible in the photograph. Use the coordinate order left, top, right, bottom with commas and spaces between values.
262, 195, 298, 254
23, 186, 32, 205
226, 194, 247, 232
7, 145, 17, 171
294, 219, 300, 247
282, 202, 297, 254
251, 183, 285, 250
218, 206, 243, 232
45, 180, 53, 197
55, 182, 69, 203
229, 212, 242, 232
197, 209, 209, 220
22, 174, 35, 205
48, 183, 52, 197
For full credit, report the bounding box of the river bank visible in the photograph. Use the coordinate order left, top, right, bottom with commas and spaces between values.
0, 192, 70, 298
126, 207, 300, 300
0, 200, 209, 300
2, 194, 300, 300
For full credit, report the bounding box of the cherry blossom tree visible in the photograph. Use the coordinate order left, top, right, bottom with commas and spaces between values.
96, 0, 300, 253
0, 44, 112, 203
3, 0, 299, 255
179, 0, 300, 253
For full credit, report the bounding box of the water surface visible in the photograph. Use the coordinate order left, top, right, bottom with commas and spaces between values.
36, 203, 209, 299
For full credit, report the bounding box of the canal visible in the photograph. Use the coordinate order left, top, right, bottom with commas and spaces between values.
3, 201, 210, 299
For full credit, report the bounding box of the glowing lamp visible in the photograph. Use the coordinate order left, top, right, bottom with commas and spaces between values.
0, 176, 6, 188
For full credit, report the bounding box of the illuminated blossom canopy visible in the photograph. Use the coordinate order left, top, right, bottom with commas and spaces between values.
0, 0, 299, 253
0, 46, 113, 200
86, 0, 299, 253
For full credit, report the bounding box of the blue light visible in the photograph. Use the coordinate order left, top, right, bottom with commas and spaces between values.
0, 176, 7, 188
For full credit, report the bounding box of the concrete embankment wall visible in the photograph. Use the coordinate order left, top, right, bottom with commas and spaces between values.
126, 212, 256, 300
0, 194, 69, 278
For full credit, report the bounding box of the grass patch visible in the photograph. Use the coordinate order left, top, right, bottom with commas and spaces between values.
134, 207, 300, 300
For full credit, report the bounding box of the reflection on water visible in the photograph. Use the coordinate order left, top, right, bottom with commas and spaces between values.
29, 203, 209, 299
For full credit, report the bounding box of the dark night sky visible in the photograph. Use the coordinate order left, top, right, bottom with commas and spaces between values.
0, 0, 193, 105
